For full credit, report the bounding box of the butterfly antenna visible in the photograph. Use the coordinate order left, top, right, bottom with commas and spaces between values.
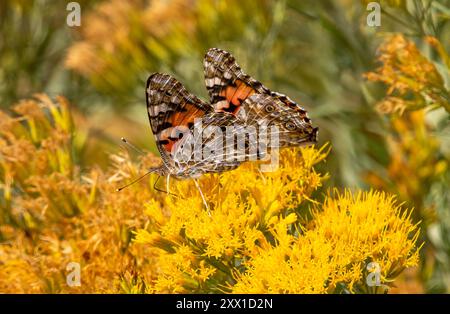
121, 137, 146, 155
116, 170, 154, 192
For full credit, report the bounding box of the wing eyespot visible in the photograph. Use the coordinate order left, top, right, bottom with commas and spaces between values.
265, 104, 275, 113
285, 122, 297, 131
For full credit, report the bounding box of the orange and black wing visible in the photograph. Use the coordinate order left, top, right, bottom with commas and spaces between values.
204, 48, 267, 115
146, 73, 212, 166
203, 48, 318, 147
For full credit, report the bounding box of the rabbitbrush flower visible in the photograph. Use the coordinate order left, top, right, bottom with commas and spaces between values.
365, 34, 450, 114
231, 190, 420, 294
134, 147, 420, 294
1, 94, 421, 294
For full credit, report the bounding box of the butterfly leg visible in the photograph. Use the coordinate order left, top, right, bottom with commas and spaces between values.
194, 179, 210, 216
153, 175, 165, 193
153, 175, 179, 197
166, 174, 171, 195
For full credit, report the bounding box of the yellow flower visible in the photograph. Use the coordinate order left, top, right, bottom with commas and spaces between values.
365, 34, 450, 114
133, 142, 419, 294
134, 144, 329, 293
0, 96, 160, 293
64, 0, 273, 99
232, 190, 420, 294
365, 110, 447, 221
1, 94, 422, 294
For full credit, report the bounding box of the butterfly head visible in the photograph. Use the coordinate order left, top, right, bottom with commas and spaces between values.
277, 123, 319, 147
150, 165, 168, 177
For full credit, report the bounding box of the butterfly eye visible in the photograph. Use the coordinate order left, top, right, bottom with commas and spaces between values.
285, 122, 296, 130
265, 104, 275, 113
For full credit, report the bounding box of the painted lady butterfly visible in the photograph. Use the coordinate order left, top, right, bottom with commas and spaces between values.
146, 49, 318, 181
118, 49, 319, 198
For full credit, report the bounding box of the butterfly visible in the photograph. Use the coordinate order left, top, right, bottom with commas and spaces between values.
119, 49, 319, 207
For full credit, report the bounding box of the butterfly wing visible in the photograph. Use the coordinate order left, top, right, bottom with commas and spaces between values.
241, 93, 318, 147
203, 48, 318, 147
204, 48, 267, 115
146, 73, 242, 177
146, 73, 213, 169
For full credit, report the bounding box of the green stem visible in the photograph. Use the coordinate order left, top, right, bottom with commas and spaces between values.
437, 91, 450, 114
381, 8, 418, 32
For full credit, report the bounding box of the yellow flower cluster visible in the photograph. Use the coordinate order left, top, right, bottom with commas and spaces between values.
0, 96, 158, 293
0, 94, 85, 229
365, 34, 450, 114
1, 95, 421, 293
65, 0, 272, 96
366, 110, 447, 222
232, 190, 420, 293
66, 0, 197, 80
134, 147, 420, 293
134, 146, 328, 293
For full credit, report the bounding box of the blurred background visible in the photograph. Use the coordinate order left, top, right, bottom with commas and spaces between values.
1, 0, 449, 293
